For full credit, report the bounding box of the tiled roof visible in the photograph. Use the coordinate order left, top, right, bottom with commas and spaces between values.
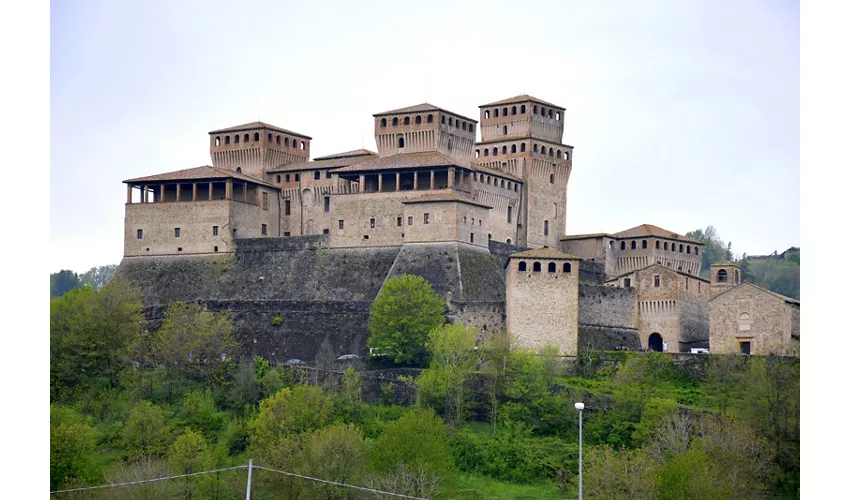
402, 191, 492, 209
710, 261, 741, 267
208, 121, 312, 139
509, 247, 581, 260
613, 224, 702, 244
312, 149, 377, 161
333, 151, 464, 174
373, 103, 477, 123
561, 233, 613, 240
475, 136, 574, 149
480, 95, 564, 109
124, 166, 279, 189
470, 163, 523, 182
268, 152, 378, 173
709, 282, 800, 306
611, 263, 710, 283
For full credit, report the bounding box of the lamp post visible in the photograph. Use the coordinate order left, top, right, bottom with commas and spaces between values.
575, 402, 584, 500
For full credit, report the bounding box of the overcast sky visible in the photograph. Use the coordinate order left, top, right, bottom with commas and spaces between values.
50, 0, 799, 273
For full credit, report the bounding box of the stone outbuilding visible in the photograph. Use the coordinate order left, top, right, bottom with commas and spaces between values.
506, 247, 581, 356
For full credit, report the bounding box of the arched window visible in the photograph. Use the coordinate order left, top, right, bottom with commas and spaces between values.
642, 240, 647, 249
507, 239, 512, 244
225, 136, 231, 144
462, 122, 467, 131
485, 110, 490, 119
284, 138, 289, 148
484, 149, 489, 157
521, 143, 526, 152
565, 151, 570, 160
295, 173, 300, 181
398, 136, 405, 148
511, 144, 517, 153
285, 174, 291, 182
512, 106, 517, 115
244, 133, 249, 142
314, 171, 320, 180
503, 125, 508, 135
493, 147, 498, 156
427, 114, 434, 123
549, 147, 554, 157
738, 312, 752, 331
215, 136, 221, 147
502, 146, 507, 154
679, 244, 683, 252
664, 242, 668, 250
415, 115, 422, 124
276, 175, 281, 183
392, 117, 399, 126
234, 135, 240, 144
548, 109, 553, 118
687, 245, 691, 254
236, 167, 242, 173
557, 150, 561, 159
717, 269, 728, 282
621, 241, 626, 250
475, 149, 480, 158
695, 247, 699, 255
533, 262, 541, 272
548, 262, 556, 272
556, 112, 561, 120
502, 107, 508, 116
519, 261, 527, 271
655, 241, 660, 249
549, 173, 554, 183
533, 105, 538, 114
301, 141, 306, 151
381, 118, 387, 127
254, 132, 259, 141
442, 116, 446, 124
276, 135, 281, 145
501, 180, 505, 188
488, 233, 492, 240
494, 108, 499, 117
404, 116, 410, 125
514, 184, 518, 192
534, 144, 539, 153
563, 262, 571, 273
735, 270, 740, 283
631, 241, 637, 249
521, 105, 526, 113
610, 241, 614, 249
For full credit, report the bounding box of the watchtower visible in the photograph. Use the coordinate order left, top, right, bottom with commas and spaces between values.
372, 104, 477, 166
209, 122, 312, 180
472, 96, 573, 248
710, 261, 741, 299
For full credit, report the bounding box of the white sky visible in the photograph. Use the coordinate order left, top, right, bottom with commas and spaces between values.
49, 0, 800, 273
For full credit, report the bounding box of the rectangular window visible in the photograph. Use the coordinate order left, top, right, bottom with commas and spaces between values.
262, 192, 269, 210
326, 171, 332, 179
507, 206, 513, 223
740, 341, 751, 355
324, 196, 330, 212
339, 220, 345, 230
284, 231, 291, 236
624, 278, 631, 288
544, 220, 549, 236
654, 275, 660, 287
285, 200, 291, 216
174, 228, 180, 237
397, 216, 402, 227
470, 233, 474, 243
323, 228, 329, 235
408, 216, 413, 226
685, 277, 689, 290
424, 213, 430, 224
214, 246, 218, 252
137, 229, 143, 239
212, 226, 219, 236
261, 224, 267, 235
370, 218, 376, 228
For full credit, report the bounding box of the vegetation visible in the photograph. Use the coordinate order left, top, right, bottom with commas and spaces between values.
50, 264, 118, 297
50, 277, 799, 499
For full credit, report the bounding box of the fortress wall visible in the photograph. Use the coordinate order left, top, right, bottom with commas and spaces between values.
578, 284, 641, 351
447, 301, 506, 340
679, 297, 709, 347
487, 240, 529, 268
578, 325, 642, 351
579, 260, 606, 284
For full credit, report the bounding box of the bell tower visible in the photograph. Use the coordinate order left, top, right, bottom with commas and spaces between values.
710, 261, 741, 299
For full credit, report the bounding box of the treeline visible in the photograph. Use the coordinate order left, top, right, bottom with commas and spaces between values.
50, 276, 799, 499
49, 264, 118, 297
686, 226, 800, 299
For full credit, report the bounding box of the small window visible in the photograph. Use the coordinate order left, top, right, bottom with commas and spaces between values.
315, 171, 321, 180
550, 173, 554, 184
178, 247, 182, 252
225, 136, 231, 144
285, 174, 291, 182
655, 241, 660, 249
214, 136, 221, 147
408, 216, 413, 225
276, 175, 281, 183
442, 115, 446, 123
642, 240, 647, 249
521, 143, 526, 152
174, 228, 181, 237
398, 137, 405, 148
301, 141, 306, 151
295, 174, 300, 181
137, 229, 143, 239
519, 261, 527, 271
397, 216, 402, 227
664, 242, 668, 250
475, 149, 480, 158
687, 245, 691, 254
324, 196, 330, 212
235, 135, 240, 144
244, 133, 249, 142
404, 116, 410, 125
470, 233, 474, 243
484, 149, 489, 157
631, 241, 637, 249
503, 125, 508, 135
363, 234, 370, 240
502, 107, 508, 116
214, 246, 218, 252
563, 262, 571, 273
488, 233, 492, 240
326, 171, 331, 179
549, 148, 554, 157
534, 144, 539, 153
370, 218, 376, 228
323, 228, 329, 235
695, 247, 699, 255
213, 226, 219, 236
262, 192, 269, 210
621, 241, 626, 250
284, 232, 291, 237
493, 147, 498, 156
415, 115, 422, 124
533, 262, 541, 272
339, 220, 344, 229
494, 108, 499, 117
511, 144, 517, 153
521, 105, 526, 113
381, 118, 387, 127
449, 117, 454, 127
254, 132, 260, 141
236, 167, 242, 173
624, 278, 631, 287
392, 117, 399, 126
511, 106, 517, 115
261, 224, 267, 235
276, 135, 281, 145
427, 114, 433, 123
533, 105, 538, 114
544, 220, 549, 236
285, 200, 291, 215
502, 146, 507, 154
654, 275, 660, 287
565, 151, 570, 160
548, 262, 556, 273
424, 213, 430, 224
284, 138, 289, 148
485, 110, 490, 119
717, 269, 728, 282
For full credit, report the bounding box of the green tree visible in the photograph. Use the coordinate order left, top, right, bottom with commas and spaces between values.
371, 408, 452, 475
149, 302, 239, 389
169, 429, 214, 500
250, 385, 334, 461
181, 389, 224, 440
50, 280, 144, 397
122, 401, 170, 459
339, 365, 362, 419
502, 346, 570, 434
78, 264, 119, 290
686, 226, 732, 278
478, 330, 512, 433
704, 354, 745, 415
583, 445, 658, 500
50, 405, 98, 491
50, 269, 81, 297
367, 274, 445, 365
415, 323, 478, 428
302, 424, 367, 499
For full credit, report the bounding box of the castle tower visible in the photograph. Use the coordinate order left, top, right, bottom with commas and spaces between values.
372, 104, 477, 166
506, 248, 581, 356
472, 96, 573, 248
209, 122, 312, 180
709, 261, 741, 299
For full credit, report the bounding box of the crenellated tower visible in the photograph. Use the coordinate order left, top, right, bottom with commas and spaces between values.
372, 104, 477, 166
471, 96, 573, 248
209, 122, 312, 180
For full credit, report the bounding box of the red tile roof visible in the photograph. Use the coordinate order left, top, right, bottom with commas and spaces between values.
124, 165, 279, 189
208, 121, 311, 139
613, 224, 702, 244
401, 191, 492, 209
480, 94, 564, 109
510, 247, 581, 260
373, 103, 477, 123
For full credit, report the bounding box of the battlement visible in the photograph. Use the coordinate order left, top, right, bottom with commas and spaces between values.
209, 122, 311, 179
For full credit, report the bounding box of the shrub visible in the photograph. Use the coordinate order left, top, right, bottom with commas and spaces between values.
121, 401, 170, 459
270, 314, 283, 326
371, 408, 452, 475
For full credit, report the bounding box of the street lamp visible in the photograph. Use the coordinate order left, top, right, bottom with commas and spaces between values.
575, 402, 584, 500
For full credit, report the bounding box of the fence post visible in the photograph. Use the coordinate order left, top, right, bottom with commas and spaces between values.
246, 459, 253, 500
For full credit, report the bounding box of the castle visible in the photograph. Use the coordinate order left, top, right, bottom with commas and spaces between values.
120, 95, 799, 359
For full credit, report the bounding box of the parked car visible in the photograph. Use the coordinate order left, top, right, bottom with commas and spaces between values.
337, 354, 360, 361
284, 358, 307, 366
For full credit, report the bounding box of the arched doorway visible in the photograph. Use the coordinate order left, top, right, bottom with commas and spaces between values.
648, 333, 663, 352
